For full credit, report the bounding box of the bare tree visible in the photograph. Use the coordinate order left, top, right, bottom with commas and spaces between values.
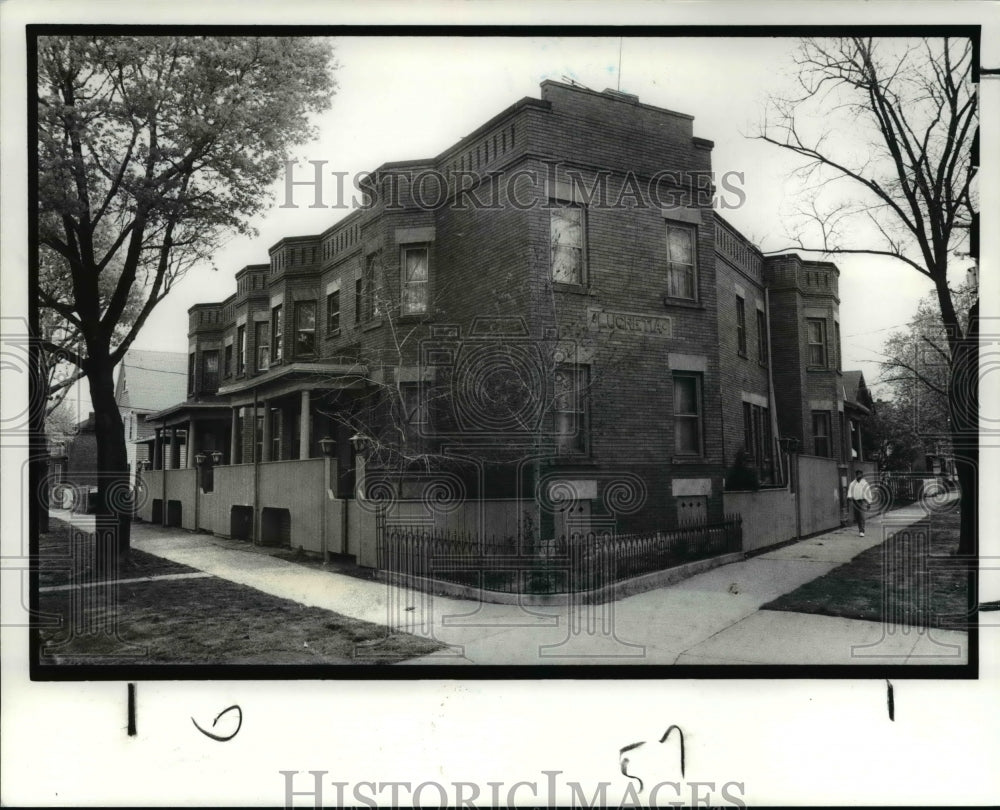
755, 36, 978, 553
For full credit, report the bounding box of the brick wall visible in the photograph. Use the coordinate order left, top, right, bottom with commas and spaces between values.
175, 81, 850, 534
715, 249, 770, 470
765, 255, 847, 461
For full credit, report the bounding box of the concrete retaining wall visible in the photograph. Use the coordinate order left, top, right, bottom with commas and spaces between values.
259, 458, 325, 552
136, 470, 161, 521
725, 454, 853, 551
797, 454, 841, 536
198, 464, 255, 536
724, 486, 797, 552
164, 467, 197, 530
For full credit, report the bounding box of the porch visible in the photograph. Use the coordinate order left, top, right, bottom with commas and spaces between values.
137, 368, 374, 562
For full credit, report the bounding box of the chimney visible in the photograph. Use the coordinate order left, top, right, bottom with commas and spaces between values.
602, 88, 639, 104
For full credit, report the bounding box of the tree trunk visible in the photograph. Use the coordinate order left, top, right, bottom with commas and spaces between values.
950, 299, 978, 557
38, 424, 51, 534
87, 353, 131, 575
30, 340, 51, 535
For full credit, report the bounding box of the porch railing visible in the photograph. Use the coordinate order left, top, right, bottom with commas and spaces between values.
376, 515, 743, 595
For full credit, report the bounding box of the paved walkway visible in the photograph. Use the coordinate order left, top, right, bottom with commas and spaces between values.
38, 571, 212, 593
53, 501, 968, 666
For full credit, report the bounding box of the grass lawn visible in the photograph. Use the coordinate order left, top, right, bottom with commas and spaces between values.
37, 518, 444, 665
762, 510, 971, 630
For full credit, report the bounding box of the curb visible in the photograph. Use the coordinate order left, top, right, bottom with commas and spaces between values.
374, 551, 746, 606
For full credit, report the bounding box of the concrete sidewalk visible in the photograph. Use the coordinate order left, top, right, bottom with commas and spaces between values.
55, 501, 968, 666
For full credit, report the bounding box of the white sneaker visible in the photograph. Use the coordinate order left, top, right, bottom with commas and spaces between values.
860, 532, 865, 537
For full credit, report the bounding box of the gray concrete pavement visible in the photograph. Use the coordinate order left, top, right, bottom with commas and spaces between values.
51, 500, 968, 666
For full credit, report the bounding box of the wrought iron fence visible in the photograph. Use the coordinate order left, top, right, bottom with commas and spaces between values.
376, 515, 743, 595
875, 473, 923, 504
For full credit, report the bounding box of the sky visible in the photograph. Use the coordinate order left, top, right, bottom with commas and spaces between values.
68, 35, 950, 415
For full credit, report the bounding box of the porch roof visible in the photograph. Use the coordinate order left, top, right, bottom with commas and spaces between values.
132, 430, 185, 445
843, 398, 871, 416
144, 401, 232, 428
144, 363, 369, 425
216, 362, 368, 404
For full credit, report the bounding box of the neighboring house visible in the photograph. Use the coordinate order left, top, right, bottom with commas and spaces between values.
841, 369, 875, 463
115, 349, 189, 486
49, 412, 98, 508
140, 81, 858, 563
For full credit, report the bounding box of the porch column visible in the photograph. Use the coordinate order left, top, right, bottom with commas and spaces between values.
170, 427, 179, 469
857, 423, 864, 464
299, 389, 311, 460
261, 400, 271, 462
187, 420, 197, 468
230, 407, 239, 464
153, 428, 162, 470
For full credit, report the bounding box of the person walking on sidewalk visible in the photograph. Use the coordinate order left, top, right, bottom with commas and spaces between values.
848, 469, 872, 536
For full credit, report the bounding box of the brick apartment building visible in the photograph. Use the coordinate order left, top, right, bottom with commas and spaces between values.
139, 80, 856, 564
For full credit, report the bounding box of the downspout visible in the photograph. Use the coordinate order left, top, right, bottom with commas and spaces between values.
159, 428, 167, 527
793, 450, 802, 543
764, 288, 783, 485
320, 452, 329, 562
192, 420, 200, 532
341, 458, 349, 554
252, 389, 260, 546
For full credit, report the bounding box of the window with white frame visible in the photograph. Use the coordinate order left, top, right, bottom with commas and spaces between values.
665, 222, 697, 300
673, 372, 703, 455
294, 300, 316, 357
807, 318, 827, 367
